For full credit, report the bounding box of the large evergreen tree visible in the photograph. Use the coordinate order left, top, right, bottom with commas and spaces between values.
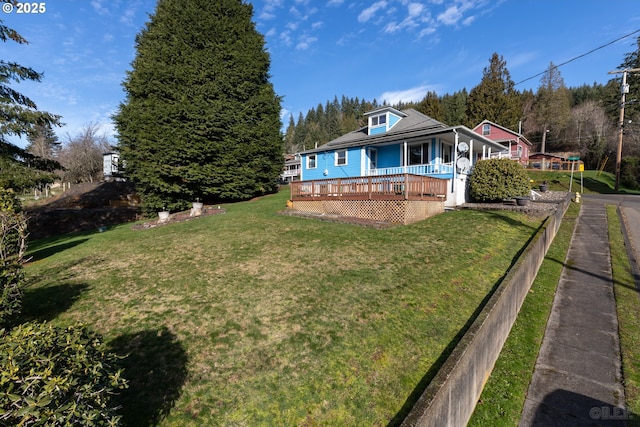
465, 53, 522, 130
534, 62, 572, 150
114, 0, 283, 213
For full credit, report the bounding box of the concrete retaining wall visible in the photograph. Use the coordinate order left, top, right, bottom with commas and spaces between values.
401, 194, 573, 427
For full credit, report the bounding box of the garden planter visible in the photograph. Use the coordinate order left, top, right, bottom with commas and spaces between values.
515, 197, 530, 206
158, 211, 170, 221
191, 202, 204, 217
539, 184, 548, 192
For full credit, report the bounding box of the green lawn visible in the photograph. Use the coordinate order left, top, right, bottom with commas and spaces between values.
528, 169, 640, 195
22, 187, 545, 426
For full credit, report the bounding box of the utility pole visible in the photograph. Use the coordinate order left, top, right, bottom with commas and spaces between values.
540, 127, 549, 171
608, 68, 640, 191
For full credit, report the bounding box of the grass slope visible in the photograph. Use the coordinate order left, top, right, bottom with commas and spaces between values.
23, 188, 544, 426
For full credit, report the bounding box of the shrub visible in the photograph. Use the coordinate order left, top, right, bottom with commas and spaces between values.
0, 322, 128, 426
0, 188, 26, 328
621, 157, 640, 190
469, 158, 531, 202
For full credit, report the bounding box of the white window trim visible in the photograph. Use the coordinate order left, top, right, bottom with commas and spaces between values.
307, 154, 317, 169
370, 114, 387, 128
482, 124, 490, 136
335, 149, 347, 166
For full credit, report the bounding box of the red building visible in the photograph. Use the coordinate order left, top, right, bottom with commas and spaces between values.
472, 120, 533, 166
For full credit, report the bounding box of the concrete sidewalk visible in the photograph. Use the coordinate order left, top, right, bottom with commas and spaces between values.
519, 200, 627, 426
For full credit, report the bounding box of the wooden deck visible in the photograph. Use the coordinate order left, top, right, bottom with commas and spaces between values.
290, 173, 448, 202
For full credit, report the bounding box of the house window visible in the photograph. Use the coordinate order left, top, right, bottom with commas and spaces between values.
369, 148, 377, 170
409, 145, 422, 165
442, 143, 452, 164
371, 114, 387, 126
405, 143, 430, 166
307, 154, 317, 169
482, 124, 490, 136
335, 150, 347, 166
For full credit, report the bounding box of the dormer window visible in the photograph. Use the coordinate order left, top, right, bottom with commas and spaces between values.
364, 107, 407, 135
482, 123, 490, 136
371, 114, 387, 127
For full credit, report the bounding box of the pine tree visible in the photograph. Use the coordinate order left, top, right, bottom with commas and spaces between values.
113, 0, 282, 213
284, 115, 297, 154
416, 91, 444, 122
26, 123, 60, 160
441, 89, 468, 126
535, 62, 572, 150
465, 53, 522, 130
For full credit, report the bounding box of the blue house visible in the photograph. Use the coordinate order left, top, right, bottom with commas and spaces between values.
293, 107, 509, 215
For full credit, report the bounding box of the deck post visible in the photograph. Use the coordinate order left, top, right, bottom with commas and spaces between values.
404, 173, 409, 200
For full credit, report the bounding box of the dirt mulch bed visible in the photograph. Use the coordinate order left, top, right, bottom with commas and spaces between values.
131, 206, 226, 230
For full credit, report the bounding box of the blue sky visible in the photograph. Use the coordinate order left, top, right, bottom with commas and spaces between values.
3, 0, 640, 148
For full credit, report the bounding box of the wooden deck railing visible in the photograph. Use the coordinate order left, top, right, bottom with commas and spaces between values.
290, 173, 448, 201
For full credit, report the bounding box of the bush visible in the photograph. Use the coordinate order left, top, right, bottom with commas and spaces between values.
469, 158, 531, 202
0, 188, 26, 328
621, 157, 640, 190
0, 322, 128, 426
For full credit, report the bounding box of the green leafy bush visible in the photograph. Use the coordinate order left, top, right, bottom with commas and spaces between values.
0, 322, 128, 426
621, 156, 640, 190
469, 158, 531, 202
0, 188, 26, 328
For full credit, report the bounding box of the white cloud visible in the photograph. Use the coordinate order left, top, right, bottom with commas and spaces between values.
280, 31, 293, 47
407, 2, 424, 17
312, 21, 324, 30
327, 0, 344, 6
39, 83, 79, 106
296, 35, 318, 50
418, 26, 437, 38
260, 11, 276, 20
437, 5, 462, 25
120, 8, 136, 26
259, 0, 284, 20
265, 27, 277, 37
462, 15, 476, 26
358, 1, 387, 23
379, 85, 435, 105
91, 0, 109, 16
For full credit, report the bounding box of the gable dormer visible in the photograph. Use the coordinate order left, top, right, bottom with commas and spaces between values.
364, 107, 407, 135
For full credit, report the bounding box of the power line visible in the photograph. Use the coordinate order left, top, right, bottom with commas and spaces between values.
514, 28, 640, 86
